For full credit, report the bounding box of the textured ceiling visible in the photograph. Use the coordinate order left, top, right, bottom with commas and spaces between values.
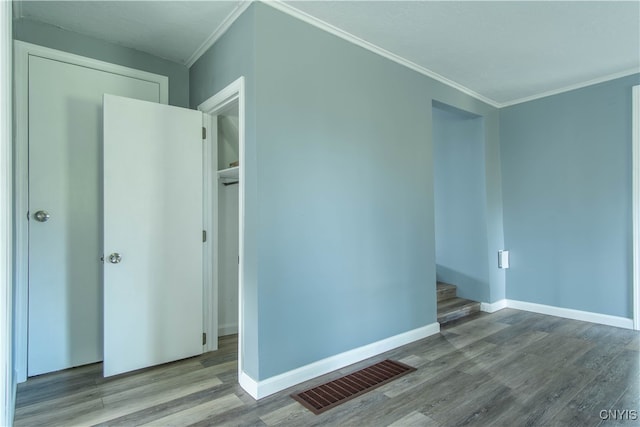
17, 1, 242, 64
15, 0, 640, 106
282, 1, 640, 105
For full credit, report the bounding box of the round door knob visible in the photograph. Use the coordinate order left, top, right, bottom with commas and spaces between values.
34, 210, 50, 222
108, 253, 122, 264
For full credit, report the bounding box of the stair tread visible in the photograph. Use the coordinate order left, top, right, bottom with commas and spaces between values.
437, 297, 478, 311
437, 297, 481, 324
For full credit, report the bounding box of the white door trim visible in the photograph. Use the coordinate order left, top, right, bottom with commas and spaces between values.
201, 111, 218, 353
1, 1, 14, 424
13, 41, 169, 382
197, 77, 246, 380
633, 85, 640, 331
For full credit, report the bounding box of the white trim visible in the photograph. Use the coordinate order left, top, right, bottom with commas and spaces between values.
264, 2, 637, 108
185, 1, 639, 109
244, 323, 440, 400
1, 1, 13, 424
501, 68, 640, 107
239, 371, 259, 399
198, 78, 243, 113
480, 299, 508, 313
197, 76, 246, 387
238, 296, 633, 401
14, 41, 169, 103
262, 0, 500, 109
9, 380, 16, 427
13, 41, 27, 385
481, 298, 635, 329
201, 113, 217, 353
506, 299, 634, 330
13, 41, 169, 383
185, 0, 253, 67
633, 85, 640, 331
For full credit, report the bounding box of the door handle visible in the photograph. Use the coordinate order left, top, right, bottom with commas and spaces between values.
108, 253, 122, 264
34, 210, 50, 222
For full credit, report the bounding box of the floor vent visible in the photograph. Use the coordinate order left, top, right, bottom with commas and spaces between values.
291, 359, 416, 415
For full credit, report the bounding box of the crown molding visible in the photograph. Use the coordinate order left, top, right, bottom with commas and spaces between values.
189, 0, 638, 109
185, 0, 252, 68
500, 67, 640, 108
261, 0, 501, 108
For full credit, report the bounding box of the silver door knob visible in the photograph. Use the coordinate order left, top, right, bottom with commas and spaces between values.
34, 210, 50, 222
108, 253, 122, 264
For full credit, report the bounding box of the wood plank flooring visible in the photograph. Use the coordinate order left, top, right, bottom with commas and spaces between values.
14, 309, 640, 426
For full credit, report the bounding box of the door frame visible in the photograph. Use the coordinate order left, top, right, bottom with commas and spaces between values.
13, 41, 169, 382
197, 77, 245, 376
1, 1, 13, 424
633, 85, 639, 331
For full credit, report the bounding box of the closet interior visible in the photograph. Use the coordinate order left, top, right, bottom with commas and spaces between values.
215, 100, 239, 337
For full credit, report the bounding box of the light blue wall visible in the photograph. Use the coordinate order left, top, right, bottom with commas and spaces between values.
13, 19, 189, 108
500, 73, 640, 318
254, 5, 435, 379
190, 3, 503, 381
252, 4, 502, 379
433, 105, 490, 302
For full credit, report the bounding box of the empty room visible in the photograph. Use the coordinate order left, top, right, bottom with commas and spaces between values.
0, 1, 639, 426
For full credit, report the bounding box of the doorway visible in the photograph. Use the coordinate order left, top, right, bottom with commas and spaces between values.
216, 101, 240, 339
198, 77, 246, 378
432, 101, 490, 303
15, 43, 249, 387
13, 41, 169, 381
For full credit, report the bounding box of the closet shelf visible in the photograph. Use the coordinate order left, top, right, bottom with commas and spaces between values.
218, 166, 239, 180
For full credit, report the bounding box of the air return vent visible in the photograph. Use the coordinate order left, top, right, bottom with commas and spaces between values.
291, 359, 416, 415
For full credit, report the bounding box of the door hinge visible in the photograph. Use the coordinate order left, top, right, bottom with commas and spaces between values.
202, 230, 207, 242
202, 332, 207, 345
202, 127, 206, 139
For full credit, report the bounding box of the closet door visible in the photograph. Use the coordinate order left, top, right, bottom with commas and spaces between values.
27, 56, 160, 376
103, 94, 204, 377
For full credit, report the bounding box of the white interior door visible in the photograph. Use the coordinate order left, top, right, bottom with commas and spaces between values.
27, 55, 161, 376
103, 94, 203, 377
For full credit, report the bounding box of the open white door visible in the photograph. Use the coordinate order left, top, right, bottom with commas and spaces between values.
26, 55, 163, 377
103, 94, 203, 377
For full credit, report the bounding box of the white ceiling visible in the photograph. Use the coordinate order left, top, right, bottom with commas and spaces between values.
16, 1, 244, 65
15, 0, 640, 106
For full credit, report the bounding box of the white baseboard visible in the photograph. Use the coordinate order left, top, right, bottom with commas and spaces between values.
480, 299, 508, 313
238, 298, 634, 400
238, 322, 440, 400
3, 369, 16, 427
481, 298, 633, 329
238, 370, 259, 399
506, 299, 634, 329
9, 373, 16, 425
218, 324, 238, 337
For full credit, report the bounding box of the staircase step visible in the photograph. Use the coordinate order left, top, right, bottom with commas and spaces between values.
437, 297, 480, 325
436, 282, 457, 302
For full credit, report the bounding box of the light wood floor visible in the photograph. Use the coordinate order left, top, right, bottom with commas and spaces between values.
14, 309, 640, 426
